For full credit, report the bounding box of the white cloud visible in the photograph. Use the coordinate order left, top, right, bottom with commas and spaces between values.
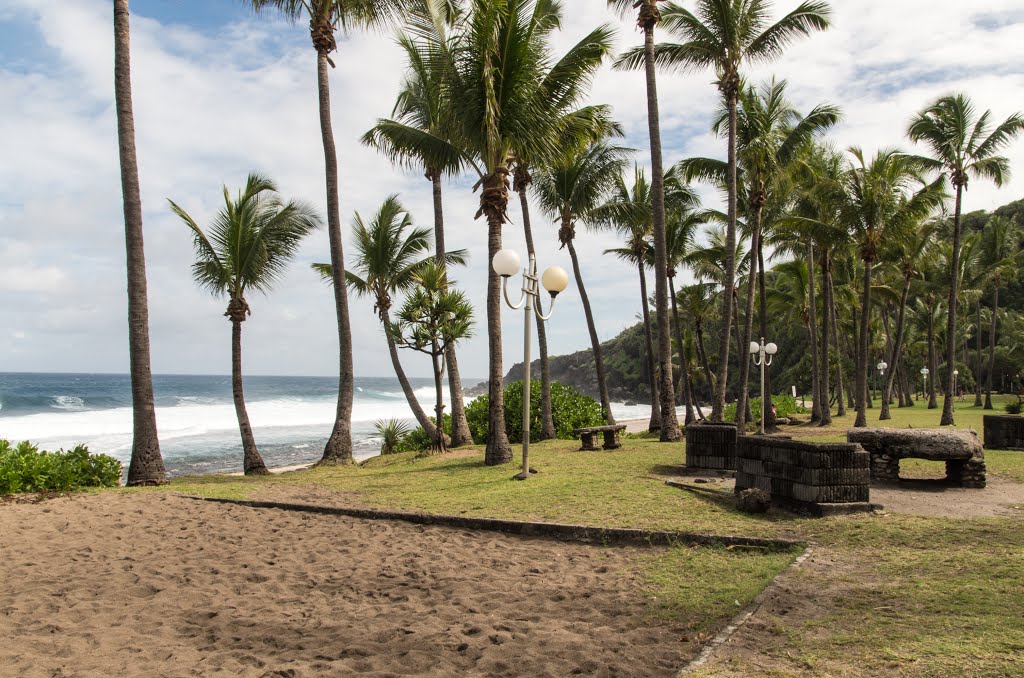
0, 0, 1021, 379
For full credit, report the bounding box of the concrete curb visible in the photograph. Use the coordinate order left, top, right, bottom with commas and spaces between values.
677, 546, 815, 676
183, 495, 804, 551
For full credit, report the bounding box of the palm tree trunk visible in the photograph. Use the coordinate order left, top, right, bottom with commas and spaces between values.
828, 266, 847, 417
854, 256, 873, 427
516, 180, 556, 439
758, 234, 777, 429
566, 236, 616, 425
731, 295, 751, 422
231, 316, 268, 475
975, 301, 984, 407
639, 263, 662, 432
940, 183, 964, 425
429, 344, 447, 454
315, 51, 355, 465
383, 310, 440, 441
808, 244, 822, 423
669, 276, 695, 425
735, 218, 760, 430
483, 171, 513, 466
696, 321, 714, 404
985, 281, 1000, 410
640, 12, 681, 441
431, 172, 472, 447
927, 299, 938, 409
115, 0, 165, 486
712, 88, 739, 423
881, 273, 912, 420
817, 249, 832, 425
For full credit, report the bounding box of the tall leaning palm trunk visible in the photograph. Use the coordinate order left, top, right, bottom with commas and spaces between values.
641, 262, 663, 430
881, 268, 913, 420
807, 243, 822, 422
114, 0, 165, 486
735, 217, 760, 429
227, 298, 268, 475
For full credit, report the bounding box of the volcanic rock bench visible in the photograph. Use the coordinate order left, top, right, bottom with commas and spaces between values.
847, 428, 986, 488
983, 415, 1024, 451
574, 425, 627, 451
734, 436, 873, 516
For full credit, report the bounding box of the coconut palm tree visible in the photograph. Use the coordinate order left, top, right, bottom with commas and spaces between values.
534, 141, 633, 425
839, 148, 945, 427
981, 216, 1021, 408
595, 168, 662, 432
170, 173, 321, 475
361, 2, 474, 446
390, 260, 475, 453
618, 0, 832, 422
114, 0, 165, 486
907, 93, 1024, 425
608, 0, 681, 441
250, 0, 413, 465
677, 282, 719, 407
316, 196, 468, 444
437, 0, 613, 464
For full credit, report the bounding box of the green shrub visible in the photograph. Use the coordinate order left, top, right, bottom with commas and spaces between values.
1005, 401, 1023, 415
724, 394, 807, 424
0, 440, 122, 495
374, 419, 414, 455
464, 381, 605, 444
401, 414, 453, 452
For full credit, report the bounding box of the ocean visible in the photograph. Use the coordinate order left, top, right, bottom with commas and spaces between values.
0, 373, 653, 477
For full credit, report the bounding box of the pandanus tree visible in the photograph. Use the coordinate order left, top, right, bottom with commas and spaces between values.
839, 148, 946, 427
250, 0, 413, 465
618, 0, 832, 422
361, 1, 474, 446
981, 216, 1021, 408
314, 196, 468, 445
171, 173, 322, 475
114, 0, 165, 485
390, 261, 475, 453
534, 141, 634, 425
432, 0, 613, 464
678, 78, 839, 427
907, 93, 1023, 425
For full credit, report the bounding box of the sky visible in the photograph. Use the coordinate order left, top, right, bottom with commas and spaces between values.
1, 0, 1022, 380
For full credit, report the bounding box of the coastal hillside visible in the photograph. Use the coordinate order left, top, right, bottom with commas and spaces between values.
504, 322, 652, 403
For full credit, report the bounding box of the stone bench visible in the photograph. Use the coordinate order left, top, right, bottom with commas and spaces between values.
846, 428, 986, 488
574, 425, 627, 451
983, 415, 1024, 450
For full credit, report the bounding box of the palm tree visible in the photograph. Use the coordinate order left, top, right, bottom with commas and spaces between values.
608, 0, 681, 442
316, 196, 468, 445
595, 168, 662, 432
250, 0, 413, 465
439, 0, 611, 464
361, 2, 474, 446
619, 0, 832, 421
677, 282, 719, 407
907, 93, 1024, 425
982, 216, 1020, 408
390, 260, 475, 453
170, 173, 321, 475
114, 0, 165, 486
535, 141, 633, 425
839, 148, 945, 427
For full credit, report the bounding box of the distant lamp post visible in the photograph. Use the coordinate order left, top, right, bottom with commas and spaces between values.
750, 338, 778, 435
921, 367, 929, 400
493, 249, 569, 480
877, 361, 888, 402
953, 369, 960, 406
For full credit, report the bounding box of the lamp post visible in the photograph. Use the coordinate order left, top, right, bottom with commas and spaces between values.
877, 361, 888, 403
493, 249, 569, 480
953, 369, 959, 406
749, 337, 778, 435
921, 367, 929, 400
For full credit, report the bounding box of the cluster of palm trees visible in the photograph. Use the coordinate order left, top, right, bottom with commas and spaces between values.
114, 0, 1021, 486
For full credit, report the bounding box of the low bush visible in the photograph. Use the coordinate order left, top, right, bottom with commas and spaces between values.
1005, 401, 1023, 415
0, 440, 122, 495
724, 394, 807, 424
464, 381, 605, 444
401, 414, 453, 452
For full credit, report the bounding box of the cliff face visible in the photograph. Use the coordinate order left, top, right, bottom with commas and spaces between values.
504, 321, 652, 403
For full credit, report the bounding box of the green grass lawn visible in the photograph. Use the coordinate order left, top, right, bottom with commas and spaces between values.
146, 398, 1024, 676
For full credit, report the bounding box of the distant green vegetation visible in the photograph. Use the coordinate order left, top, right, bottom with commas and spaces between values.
465, 380, 605, 444
0, 440, 122, 495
